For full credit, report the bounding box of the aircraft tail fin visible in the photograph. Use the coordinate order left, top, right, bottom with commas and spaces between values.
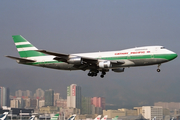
94, 115, 101, 120
12, 35, 46, 58
50, 114, 59, 120
101, 115, 108, 120
29, 115, 35, 120
112, 116, 118, 120
0, 112, 8, 120
67, 114, 76, 120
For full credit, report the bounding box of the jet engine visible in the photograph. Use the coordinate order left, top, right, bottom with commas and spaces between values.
67, 57, 82, 65
98, 61, 112, 68
112, 68, 125, 72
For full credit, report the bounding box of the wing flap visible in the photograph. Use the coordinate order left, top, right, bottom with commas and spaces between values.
6, 56, 36, 63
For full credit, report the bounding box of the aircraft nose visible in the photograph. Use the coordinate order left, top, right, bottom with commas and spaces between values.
169, 53, 178, 61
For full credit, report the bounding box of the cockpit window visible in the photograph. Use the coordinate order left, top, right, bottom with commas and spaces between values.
161, 46, 165, 49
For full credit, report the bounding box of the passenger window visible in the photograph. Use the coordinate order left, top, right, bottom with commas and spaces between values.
161, 47, 165, 49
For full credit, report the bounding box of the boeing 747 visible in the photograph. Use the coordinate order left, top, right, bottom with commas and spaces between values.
6, 35, 178, 78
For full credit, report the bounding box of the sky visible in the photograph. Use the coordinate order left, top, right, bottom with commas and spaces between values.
0, 0, 180, 109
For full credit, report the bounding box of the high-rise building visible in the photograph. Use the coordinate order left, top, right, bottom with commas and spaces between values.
91, 97, 105, 110
142, 106, 163, 120
45, 89, 54, 106
54, 93, 60, 106
10, 97, 25, 108
0, 87, 10, 107
81, 97, 92, 114
67, 84, 81, 110
34, 88, 44, 98
24, 90, 32, 97
39, 99, 45, 108
15, 90, 23, 97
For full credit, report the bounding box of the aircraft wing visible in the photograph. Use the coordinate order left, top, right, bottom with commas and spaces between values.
6, 56, 36, 63
37, 50, 98, 63
37, 50, 125, 70
37, 50, 69, 62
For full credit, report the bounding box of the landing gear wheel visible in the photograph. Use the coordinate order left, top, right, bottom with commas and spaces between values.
157, 64, 161, 72
100, 71, 106, 78
157, 69, 161, 72
100, 75, 104, 78
88, 73, 91, 76
102, 71, 106, 75
87, 70, 99, 77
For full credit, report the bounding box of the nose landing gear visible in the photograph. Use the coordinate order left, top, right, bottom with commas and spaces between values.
157, 64, 161, 72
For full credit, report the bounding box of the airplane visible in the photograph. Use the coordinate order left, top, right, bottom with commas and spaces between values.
6, 35, 178, 78
29, 115, 35, 120
101, 115, 108, 120
0, 112, 8, 120
94, 115, 101, 120
112, 116, 118, 120
67, 114, 76, 120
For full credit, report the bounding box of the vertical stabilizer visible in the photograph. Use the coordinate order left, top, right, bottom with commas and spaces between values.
94, 115, 101, 120
29, 115, 35, 120
50, 114, 59, 120
67, 114, 76, 120
12, 35, 46, 58
0, 112, 8, 120
101, 115, 108, 120
112, 116, 118, 120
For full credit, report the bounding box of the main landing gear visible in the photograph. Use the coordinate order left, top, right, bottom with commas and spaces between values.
88, 70, 99, 77
100, 71, 106, 78
87, 70, 107, 78
157, 64, 161, 72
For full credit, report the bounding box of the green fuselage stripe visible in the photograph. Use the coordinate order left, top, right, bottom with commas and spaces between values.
26, 54, 176, 65
103, 54, 176, 61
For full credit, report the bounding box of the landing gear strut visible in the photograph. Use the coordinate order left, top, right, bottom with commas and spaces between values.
157, 64, 161, 72
87, 70, 99, 77
100, 71, 106, 78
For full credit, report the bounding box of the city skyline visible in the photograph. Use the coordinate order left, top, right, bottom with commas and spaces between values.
1, 1, 180, 109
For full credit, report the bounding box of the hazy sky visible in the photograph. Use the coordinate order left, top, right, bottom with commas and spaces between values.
0, 0, 180, 108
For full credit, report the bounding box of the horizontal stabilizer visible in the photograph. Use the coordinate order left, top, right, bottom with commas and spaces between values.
6, 56, 36, 63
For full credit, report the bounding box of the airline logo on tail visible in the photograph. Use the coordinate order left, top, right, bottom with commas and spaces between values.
29, 115, 35, 120
50, 114, 59, 120
101, 115, 108, 120
0, 112, 8, 120
112, 116, 118, 120
67, 114, 76, 120
94, 115, 101, 120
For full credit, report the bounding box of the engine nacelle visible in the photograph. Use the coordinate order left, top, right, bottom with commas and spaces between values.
67, 57, 82, 65
112, 68, 125, 72
98, 61, 112, 68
